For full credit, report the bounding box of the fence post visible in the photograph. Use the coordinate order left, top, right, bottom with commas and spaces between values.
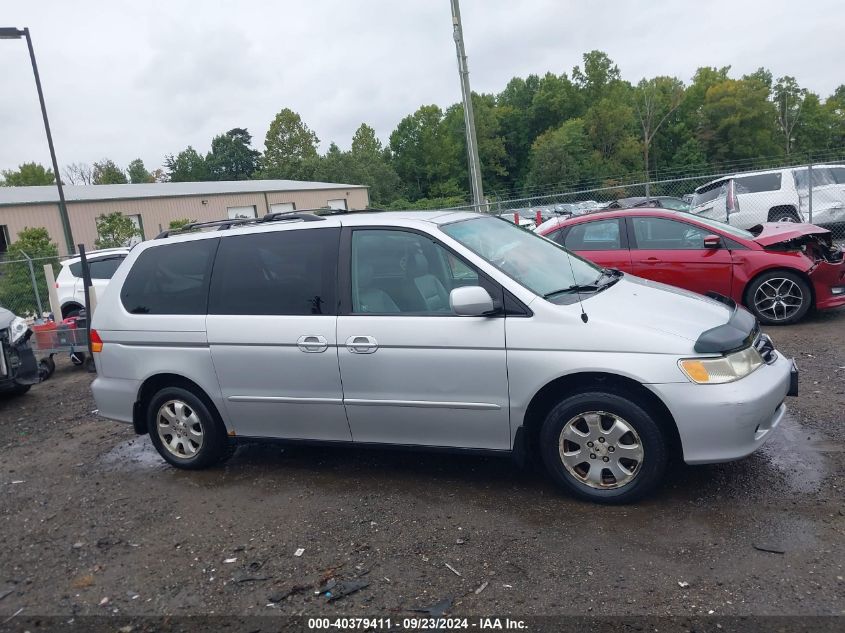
807, 162, 813, 224
20, 251, 44, 316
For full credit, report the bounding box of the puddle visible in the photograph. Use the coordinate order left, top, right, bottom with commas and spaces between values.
758, 412, 828, 494
99, 436, 168, 472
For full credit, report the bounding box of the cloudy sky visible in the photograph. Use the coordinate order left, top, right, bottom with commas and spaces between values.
1, 0, 842, 174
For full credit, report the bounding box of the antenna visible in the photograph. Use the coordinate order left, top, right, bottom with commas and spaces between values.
565, 251, 589, 323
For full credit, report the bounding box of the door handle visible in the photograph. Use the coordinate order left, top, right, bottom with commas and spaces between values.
297, 335, 328, 353
346, 335, 378, 354
641, 257, 661, 264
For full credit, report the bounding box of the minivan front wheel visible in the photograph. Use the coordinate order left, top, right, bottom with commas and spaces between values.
540, 392, 667, 504
147, 387, 230, 469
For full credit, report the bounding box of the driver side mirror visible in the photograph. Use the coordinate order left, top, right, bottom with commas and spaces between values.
703, 234, 722, 249
450, 286, 496, 316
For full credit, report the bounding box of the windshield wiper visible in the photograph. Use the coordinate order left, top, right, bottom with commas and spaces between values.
593, 267, 623, 287
543, 283, 601, 299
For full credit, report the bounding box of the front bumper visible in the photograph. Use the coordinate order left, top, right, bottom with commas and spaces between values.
810, 258, 845, 311
648, 351, 794, 464
0, 336, 40, 390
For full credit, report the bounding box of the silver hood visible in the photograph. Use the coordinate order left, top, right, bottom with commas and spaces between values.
561, 275, 738, 354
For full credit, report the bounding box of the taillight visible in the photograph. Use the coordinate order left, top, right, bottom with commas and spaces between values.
90, 329, 103, 353
726, 180, 739, 215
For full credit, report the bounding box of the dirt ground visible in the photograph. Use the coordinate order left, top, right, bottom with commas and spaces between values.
1, 309, 844, 626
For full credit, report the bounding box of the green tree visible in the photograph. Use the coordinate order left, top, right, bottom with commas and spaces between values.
261, 108, 319, 179
92, 159, 128, 184
126, 158, 153, 184
525, 119, 593, 190
347, 123, 403, 205
207, 128, 261, 180
389, 104, 463, 200
94, 212, 141, 248
164, 147, 210, 182
773, 76, 807, 156
699, 78, 781, 165
168, 218, 196, 230
0, 227, 59, 315
443, 94, 509, 195
0, 162, 55, 186
633, 77, 685, 179
572, 50, 622, 103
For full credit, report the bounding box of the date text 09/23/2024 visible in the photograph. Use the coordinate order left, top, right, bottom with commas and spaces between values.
307, 617, 527, 630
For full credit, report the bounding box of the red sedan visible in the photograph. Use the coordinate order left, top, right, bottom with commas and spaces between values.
536, 209, 845, 325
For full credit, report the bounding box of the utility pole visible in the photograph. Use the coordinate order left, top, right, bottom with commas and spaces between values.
450, 0, 485, 212
0, 27, 75, 254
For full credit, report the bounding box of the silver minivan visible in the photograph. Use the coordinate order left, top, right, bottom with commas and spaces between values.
90, 211, 798, 503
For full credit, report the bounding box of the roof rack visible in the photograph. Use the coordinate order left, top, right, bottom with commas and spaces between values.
154, 209, 327, 239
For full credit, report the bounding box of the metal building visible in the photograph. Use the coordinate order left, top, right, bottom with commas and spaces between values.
0, 179, 370, 255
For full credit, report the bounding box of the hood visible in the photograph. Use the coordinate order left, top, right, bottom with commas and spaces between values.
571, 276, 743, 353
748, 222, 831, 247
0, 306, 17, 329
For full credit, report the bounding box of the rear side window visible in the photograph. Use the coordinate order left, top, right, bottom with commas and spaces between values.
89, 256, 125, 280
564, 219, 622, 251
734, 173, 781, 193
120, 239, 218, 315
691, 181, 727, 206
209, 228, 339, 316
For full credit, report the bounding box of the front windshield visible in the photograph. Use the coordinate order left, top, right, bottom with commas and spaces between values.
689, 214, 754, 239
441, 216, 601, 299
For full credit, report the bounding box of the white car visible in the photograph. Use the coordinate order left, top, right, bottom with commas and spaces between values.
55, 248, 130, 318
690, 165, 845, 229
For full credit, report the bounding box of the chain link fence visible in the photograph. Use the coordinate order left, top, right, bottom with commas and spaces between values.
0, 254, 63, 319
449, 159, 845, 245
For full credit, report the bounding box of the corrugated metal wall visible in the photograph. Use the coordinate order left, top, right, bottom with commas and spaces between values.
0, 187, 369, 255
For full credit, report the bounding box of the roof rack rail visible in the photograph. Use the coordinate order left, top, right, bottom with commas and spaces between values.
155, 210, 326, 239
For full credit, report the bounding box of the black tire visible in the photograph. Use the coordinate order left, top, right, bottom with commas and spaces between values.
147, 386, 230, 470
745, 270, 812, 325
768, 207, 800, 223
540, 391, 668, 504
62, 306, 82, 319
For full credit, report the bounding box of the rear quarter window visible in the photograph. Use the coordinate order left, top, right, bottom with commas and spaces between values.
120, 239, 218, 315
734, 173, 782, 193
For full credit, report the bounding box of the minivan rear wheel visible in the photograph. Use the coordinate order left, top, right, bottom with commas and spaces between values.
540, 391, 667, 504
147, 387, 230, 469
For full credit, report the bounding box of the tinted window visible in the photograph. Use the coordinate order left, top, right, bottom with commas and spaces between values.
564, 219, 622, 251
121, 239, 218, 315
794, 167, 845, 189
351, 229, 482, 314
735, 173, 782, 193
631, 217, 709, 250
209, 228, 339, 316
68, 261, 82, 277
692, 180, 727, 207
88, 256, 125, 280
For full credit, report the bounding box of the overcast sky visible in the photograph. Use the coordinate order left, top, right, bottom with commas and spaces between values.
2, 0, 842, 174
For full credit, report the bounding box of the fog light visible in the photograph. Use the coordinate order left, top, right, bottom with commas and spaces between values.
832, 286, 845, 295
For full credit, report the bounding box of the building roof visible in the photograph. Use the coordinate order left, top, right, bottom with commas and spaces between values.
0, 179, 366, 206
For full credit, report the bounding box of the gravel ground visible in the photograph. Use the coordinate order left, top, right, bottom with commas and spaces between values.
1, 310, 843, 626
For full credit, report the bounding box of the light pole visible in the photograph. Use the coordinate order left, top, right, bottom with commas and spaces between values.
1, 26, 75, 254
449, 0, 485, 213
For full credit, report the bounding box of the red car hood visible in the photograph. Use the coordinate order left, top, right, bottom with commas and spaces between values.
749, 222, 832, 247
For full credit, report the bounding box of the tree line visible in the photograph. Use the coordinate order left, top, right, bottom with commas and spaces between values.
2, 50, 845, 208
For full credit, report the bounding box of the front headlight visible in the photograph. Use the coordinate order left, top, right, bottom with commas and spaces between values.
679, 346, 764, 384
9, 316, 29, 344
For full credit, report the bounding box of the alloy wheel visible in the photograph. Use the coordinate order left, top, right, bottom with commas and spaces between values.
558, 411, 643, 489
753, 278, 803, 322
156, 399, 204, 458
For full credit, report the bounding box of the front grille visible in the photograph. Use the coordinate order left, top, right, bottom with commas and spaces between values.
754, 333, 777, 364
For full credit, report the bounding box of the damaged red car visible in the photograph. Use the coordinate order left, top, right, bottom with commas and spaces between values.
536, 208, 845, 325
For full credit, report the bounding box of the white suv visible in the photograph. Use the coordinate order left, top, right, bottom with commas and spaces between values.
55, 248, 130, 318
690, 165, 845, 229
